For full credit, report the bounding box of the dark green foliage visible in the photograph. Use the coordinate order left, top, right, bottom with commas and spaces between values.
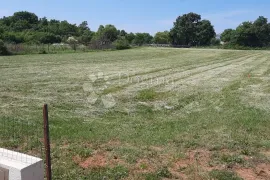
113, 37, 130, 50
197, 20, 216, 45
3, 10, 269, 51
119, 30, 127, 36
153, 31, 170, 44
170, 12, 215, 46
93, 24, 118, 43
221, 16, 270, 48
39, 33, 61, 44
132, 33, 153, 45
0, 11, 94, 45
0, 39, 10, 55
221, 29, 235, 42
12, 11, 38, 25
125, 33, 136, 43
211, 38, 221, 46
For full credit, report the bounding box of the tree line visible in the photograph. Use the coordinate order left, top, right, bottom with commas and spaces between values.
0, 11, 154, 53
221, 16, 270, 48
0, 11, 269, 55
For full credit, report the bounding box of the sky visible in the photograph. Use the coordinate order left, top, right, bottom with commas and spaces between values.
1, 0, 270, 35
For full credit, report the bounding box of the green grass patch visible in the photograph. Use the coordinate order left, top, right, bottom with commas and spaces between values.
209, 170, 243, 180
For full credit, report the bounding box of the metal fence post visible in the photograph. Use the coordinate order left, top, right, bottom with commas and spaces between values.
43, 104, 52, 180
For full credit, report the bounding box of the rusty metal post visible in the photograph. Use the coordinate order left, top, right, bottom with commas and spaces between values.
43, 104, 52, 180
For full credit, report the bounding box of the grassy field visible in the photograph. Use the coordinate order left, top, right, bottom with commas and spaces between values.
1, 47, 270, 179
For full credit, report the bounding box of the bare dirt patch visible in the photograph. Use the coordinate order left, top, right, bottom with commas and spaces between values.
173, 149, 212, 170
235, 163, 270, 180
79, 152, 107, 169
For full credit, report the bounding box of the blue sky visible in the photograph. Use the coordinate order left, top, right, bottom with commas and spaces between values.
1, 0, 270, 35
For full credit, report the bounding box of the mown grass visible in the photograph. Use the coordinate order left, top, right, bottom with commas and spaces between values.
0, 48, 270, 179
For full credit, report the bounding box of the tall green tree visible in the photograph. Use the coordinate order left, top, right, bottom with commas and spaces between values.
197, 20, 216, 45
252, 16, 270, 46
125, 33, 135, 43
221, 16, 270, 47
133, 33, 153, 45
170, 12, 201, 45
93, 24, 118, 43
234, 21, 259, 47
153, 31, 170, 44
220, 29, 235, 42
170, 12, 215, 46
12, 11, 38, 24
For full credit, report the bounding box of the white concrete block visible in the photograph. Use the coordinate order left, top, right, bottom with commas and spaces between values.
0, 148, 44, 180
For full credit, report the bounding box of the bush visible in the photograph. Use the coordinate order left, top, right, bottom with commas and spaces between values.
211, 38, 221, 46
0, 40, 10, 55
113, 37, 130, 50
223, 43, 270, 50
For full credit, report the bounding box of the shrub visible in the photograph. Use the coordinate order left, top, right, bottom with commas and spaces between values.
113, 37, 130, 50
0, 40, 10, 55
67, 37, 78, 51
211, 38, 221, 46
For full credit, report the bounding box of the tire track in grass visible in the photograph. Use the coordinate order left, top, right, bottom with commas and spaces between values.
164, 53, 265, 92
250, 56, 270, 76
109, 52, 250, 80
233, 55, 270, 111
166, 52, 266, 91
179, 54, 268, 92
112, 53, 262, 95
105, 53, 255, 93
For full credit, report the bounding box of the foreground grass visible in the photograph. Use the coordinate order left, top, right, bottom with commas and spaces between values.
0, 48, 270, 179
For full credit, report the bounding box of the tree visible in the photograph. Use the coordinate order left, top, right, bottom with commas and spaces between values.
119, 30, 127, 36
102, 25, 118, 42
220, 29, 235, 42
38, 33, 61, 51
2, 32, 24, 44
153, 31, 170, 44
234, 21, 259, 47
0, 28, 4, 39
59, 21, 78, 36
67, 36, 78, 50
252, 16, 270, 46
133, 33, 153, 45
210, 38, 221, 46
197, 20, 216, 45
220, 16, 270, 47
125, 33, 135, 43
78, 21, 90, 34
78, 31, 94, 45
0, 39, 10, 55
170, 12, 201, 45
40, 17, 48, 26
39, 33, 61, 44
113, 36, 130, 50
170, 12, 215, 46
12, 11, 38, 25
92, 24, 118, 45
47, 19, 60, 35
77, 21, 93, 45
